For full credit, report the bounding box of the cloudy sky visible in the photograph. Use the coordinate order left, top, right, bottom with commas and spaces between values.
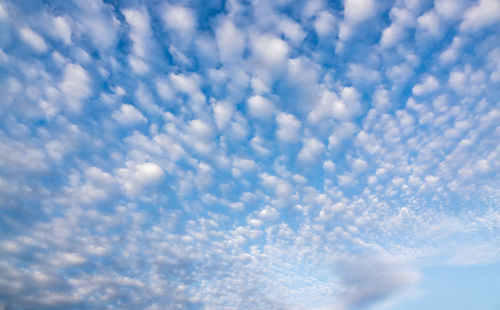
1, 0, 500, 309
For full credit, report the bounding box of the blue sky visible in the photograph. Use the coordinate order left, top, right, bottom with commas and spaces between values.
1, 0, 500, 309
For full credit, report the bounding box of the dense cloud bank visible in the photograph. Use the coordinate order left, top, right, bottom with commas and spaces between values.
1, 0, 500, 309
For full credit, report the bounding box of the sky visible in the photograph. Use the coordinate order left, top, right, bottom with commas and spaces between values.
1, 0, 500, 309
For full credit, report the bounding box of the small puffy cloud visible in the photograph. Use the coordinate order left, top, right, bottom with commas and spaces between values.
123, 8, 151, 58
19, 27, 48, 52
59, 63, 92, 110
232, 157, 257, 176
50, 252, 86, 267
215, 17, 245, 63
276, 112, 301, 143
323, 160, 336, 172
460, 0, 500, 32
314, 11, 337, 37
52, 16, 72, 45
129, 55, 149, 74
74, 0, 120, 49
252, 35, 289, 67
338, 173, 357, 186
343, 0, 376, 24
417, 10, 441, 37
258, 205, 279, 220
247, 95, 275, 119
212, 101, 234, 130
163, 5, 197, 35
435, 0, 467, 20
412, 75, 439, 96
117, 162, 164, 197
372, 88, 391, 112
298, 138, 325, 162
279, 18, 306, 44
351, 158, 368, 173
379, 7, 415, 48
308, 87, 361, 122
112, 104, 147, 125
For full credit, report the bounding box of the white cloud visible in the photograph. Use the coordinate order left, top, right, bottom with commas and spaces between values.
212, 101, 234, 130
460, 0, 500, 32
52, 16, 72, 45
380, 7, 415, 48
279, 18, 306, 44
215, 17, 245, 63
298, 138, 325, 162
323, 160, 336, 172
344, 0, 376, 24
251, 35, 289, 68
163, 5, 197, 35
123, 8, 151, 58
276, 112, 301, 143
19, 27, 48, 52
247, 95, 275, 119
59, 63, 92, 110
74, 0, 120, 49
308, 87, 361, 122
117, 161, 164, 197
412, 75, 439, 96
0, 3, 6, 19
112, 104, 147, 125
258, 205, 279, 220
417, 10, 441, 37
373, 88, 391, 112
314, 11, 337, 37
435, 0, 467, 20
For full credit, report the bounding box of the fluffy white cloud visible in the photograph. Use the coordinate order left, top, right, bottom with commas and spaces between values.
412, 75, 440, 96
212, 101, 234, 130
215, 17, 245, 63
314, 10, 337, 37
344, 0, 376, 24
19, 27, 48, 52
52, 16, 72, 45
59, 63, 92, 110
112, 104, 147, 125
298, 138, 325, 162
460, 0, 500, 32
117, 161, 164, 197
251, 35, 289, 68
73, 0, 120, 49
276, 112, 301, 143
247, 95, 275, 119
163, 5, 197, 35
258, 205, 279, 220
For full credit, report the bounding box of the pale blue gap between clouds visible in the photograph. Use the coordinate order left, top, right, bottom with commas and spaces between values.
0, 0, 500, 309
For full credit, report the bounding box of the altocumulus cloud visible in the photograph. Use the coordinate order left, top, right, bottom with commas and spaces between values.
1, 0, 500, 309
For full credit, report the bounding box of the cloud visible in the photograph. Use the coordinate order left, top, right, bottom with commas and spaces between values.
59, 63, 92, 110
215, 17, 245, 63
73, 0, 120, 50
276, 112, 301, 143
163, 5, 197, 35
460, 0, 500, 32
334, 254, 420, 310
117, 162, 164, 197
112, 104, 147, 125
343, 0, 376, 24
247, 95, 275, 119
298, 137, 325, 162
19, 27, 48, 52
52, 16, 72, 45
412, 75, 440, 96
